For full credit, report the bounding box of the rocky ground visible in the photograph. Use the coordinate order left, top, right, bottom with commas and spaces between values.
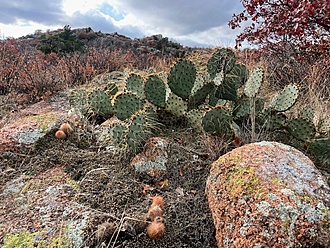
0, 91, 329, 247
0, 92, 222, 247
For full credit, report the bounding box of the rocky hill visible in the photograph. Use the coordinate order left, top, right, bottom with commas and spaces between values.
18, 27, 192, 58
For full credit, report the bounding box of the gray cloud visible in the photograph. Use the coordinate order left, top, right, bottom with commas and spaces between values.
0, 0, 245, 47
0, 0, 65, 25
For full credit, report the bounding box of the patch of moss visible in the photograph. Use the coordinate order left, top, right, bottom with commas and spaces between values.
24, 113, 60, 132
3, 230, 71, 248
224, 164, 262, 198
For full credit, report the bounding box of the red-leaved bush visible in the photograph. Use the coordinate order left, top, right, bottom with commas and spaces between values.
230, 0, 330, 58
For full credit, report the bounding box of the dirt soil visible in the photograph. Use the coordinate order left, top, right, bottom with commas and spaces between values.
1, 119, 222, 247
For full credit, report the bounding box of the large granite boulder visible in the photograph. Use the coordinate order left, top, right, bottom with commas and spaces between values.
206, 141, 330, 248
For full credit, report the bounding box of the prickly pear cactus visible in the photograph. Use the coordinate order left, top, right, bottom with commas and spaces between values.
234, 97, 264, 121
270, 84, 299, 112
87, 89, 114, 118
69, 89, 89, 115
126, 73, 145, 99
299, 106, 314, 121
287, 117, 316, 141
165, 92, 188, 118
103, 82, 118, 96
188, 83, 214, 110
168, 59, 196, 100
126, 110, 158, 152
308, 138, 330, 164
144, 75, 167, 107
207, 48, 236, 79
244, 67, 264, 98
202, 106, 233, 136
113, 92, 144, 121
186, 109, 204, 132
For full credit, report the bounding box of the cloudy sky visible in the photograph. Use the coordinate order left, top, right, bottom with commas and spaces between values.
0, 0, 246, 47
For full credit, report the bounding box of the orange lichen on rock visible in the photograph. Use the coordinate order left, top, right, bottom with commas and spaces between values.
146, 216, 165, 240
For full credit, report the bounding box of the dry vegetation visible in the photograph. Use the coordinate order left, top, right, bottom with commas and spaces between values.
0, 35, 329, 247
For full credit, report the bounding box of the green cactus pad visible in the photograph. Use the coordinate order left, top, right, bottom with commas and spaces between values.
244, 67, 264, 98
126, 73, 145, 99
113, 92, 144, 121
145, 75, 167, 107
202, 107, 233, 136
271, 84, 299, 112
287, 117, 316, 141
229, 63, 248, 86
104, 82, 118, 96
308, 138, 330, 164
214, 75, 242, 101
207, 48, 236, 79
168, 59, 196, 100
87, 89, 114, 118
298, 106, 314, 121
234, 97, 264, 121
188, 82, 214, 110
69, 89, 89, 115
186, 109, 205, 131
165, 93, 188, 118
127, 111, 158, 152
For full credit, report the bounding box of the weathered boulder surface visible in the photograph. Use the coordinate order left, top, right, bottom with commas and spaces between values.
206, 141, 330, 248
131, 137, 168, 178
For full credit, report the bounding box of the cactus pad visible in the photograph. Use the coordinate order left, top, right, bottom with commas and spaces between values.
271, 84, 299, 112
202, 107, 233, 136
308, 138, 330, 164
145, 75, 167, 107
87, 89, 114, 118
244, 67, 264, 98
69, 89, 89, 115
113, 92, 144, 121
126, 73, 145, 99
287, 117, 316, 141
207, 48, 236, 79
168, 59, 196, 100
165, 93, 188, 118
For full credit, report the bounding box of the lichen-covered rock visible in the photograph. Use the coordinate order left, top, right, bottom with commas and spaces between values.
206, 141, 330, 248
131, 137, 168, 178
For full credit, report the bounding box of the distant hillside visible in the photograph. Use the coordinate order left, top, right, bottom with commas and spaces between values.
17, 27, 193, 58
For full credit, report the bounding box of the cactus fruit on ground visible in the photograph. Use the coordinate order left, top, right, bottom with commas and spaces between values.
202, 106, 233, 136
145, 75, 167, 107
270, 83, 299, 112
168, 59, 196, 100
244, 67, 264, 98
207, 48, 236, 79
126, 73, 145, 99
87, 89, 114, 118
113, 92, 144, 121
69, 89, 89, 115
287, 117, 316, 141
308, 138, 330, 164
188, 82, 214, 110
